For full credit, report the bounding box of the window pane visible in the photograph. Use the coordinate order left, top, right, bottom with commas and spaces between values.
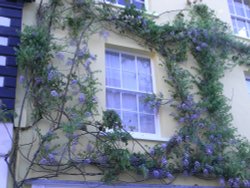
106, 51, 120, 69
139, 95, 154, 114
122, 71, 137, 90
106, 89, 120, 109
106, 68, 121, 87
138, 74, 152, 92
122, 54, 135, 72
236, 19, 248, 37
137, 57, 151, 75
122, 92, 137, 111
133, 0, 144, 9
118, 0, 130, 6
234, 0, 245, 17
244, 0, 250, 18
140, 114, 155, 133
123, 111, 138, 132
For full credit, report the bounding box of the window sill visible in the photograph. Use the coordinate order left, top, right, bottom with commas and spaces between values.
234, 34, 250, 42
100, 130, 169, 142
130, 132, 169, 142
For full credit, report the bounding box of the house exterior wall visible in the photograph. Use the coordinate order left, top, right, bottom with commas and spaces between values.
9, 0, 250, 187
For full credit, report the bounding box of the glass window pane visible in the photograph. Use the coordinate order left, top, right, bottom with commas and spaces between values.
137, 57, 151, 75
106, 89, 121, 109
133, 0, 144, 9
139, 95, 154, 114
122, 71, 137, 90
244, 1, 250, 18
140, 114, 155, 133
234, 0, 245, 17
138, 74, 152, 92
123, 111, 138, 132
237, 19, 248, 37
106, 51, 120, 69
122, 93, 137, 111
122, 54, 135, 72
118, 0, 130, 6
106, 68, 121, 87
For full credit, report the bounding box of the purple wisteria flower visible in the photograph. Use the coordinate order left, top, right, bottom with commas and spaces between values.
194, 161, 200, 169
99, 30, 110, 41
183, 158, 189, 167
200, 42, 208, 48
85, 111, 92, 117
161, 157, 168, 166
77, 49, 87, 58
55, 52, 65, 60
243, 180, 250, 187
66, 59, 74, 66
83, 158, 91, 164
153, 170, 160, 178
98, 156, 108, 164
161, 143, 167, 150
149, 148, 155, 156
84, 58, 91, 70
178, 117, 185, 123
219, 178, 225, 186
19, 75, 25, 84
71, 79, 78, 85
176, 135, 182, 143
48, 153, 56, 163
196, 46, 202, 51
79, 93, 85, 103
205, 145, 213, 156
48, 70, 57, 81
39, 158, 48, 165
203, 168, 209, 176
50, 90, 59, 97
35, 77, 42, 85
92, 96, 97, 103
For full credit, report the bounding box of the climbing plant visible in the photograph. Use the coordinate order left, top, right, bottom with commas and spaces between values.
2, 0, 250, 187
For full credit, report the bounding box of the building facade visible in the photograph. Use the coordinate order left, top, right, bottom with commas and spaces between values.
0, 0, 250, 187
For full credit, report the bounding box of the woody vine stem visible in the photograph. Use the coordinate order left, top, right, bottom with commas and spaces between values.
0, 0, 250, 187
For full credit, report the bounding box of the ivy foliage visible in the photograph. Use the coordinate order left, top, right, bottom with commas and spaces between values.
8, 0, 250, 187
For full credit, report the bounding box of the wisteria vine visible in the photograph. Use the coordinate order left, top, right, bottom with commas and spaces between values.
1, 0, 250, 188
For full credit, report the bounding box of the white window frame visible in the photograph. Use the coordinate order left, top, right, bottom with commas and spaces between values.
0, 77, 4, 87
0, 17, 11, 27
105, 49, 161, 140
228, 0, 250, 38
0, 56, 7, 66
102, 0, 148, 10
0, 37, 8, 46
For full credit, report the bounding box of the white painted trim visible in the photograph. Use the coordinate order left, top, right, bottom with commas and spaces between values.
0, 56, 7, 66
0, 17, 11, 27
0, 123, 13, 188
0, 77, 4, 87
0, 37, 8, 46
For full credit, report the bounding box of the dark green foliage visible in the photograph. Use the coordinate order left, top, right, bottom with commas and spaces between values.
102, 110, 122, 130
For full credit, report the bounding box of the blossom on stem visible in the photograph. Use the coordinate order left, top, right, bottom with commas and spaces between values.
79, 93, 85, 103
50, 90, 59, 97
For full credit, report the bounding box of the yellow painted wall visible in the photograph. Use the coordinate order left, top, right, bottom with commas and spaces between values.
15, 0, 250, 187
